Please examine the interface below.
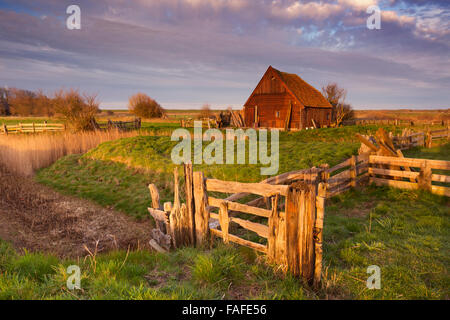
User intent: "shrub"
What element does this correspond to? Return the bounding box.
[128,93,164,119]
[53,89,99,131]
[199,104,212,119]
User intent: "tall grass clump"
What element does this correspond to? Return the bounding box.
[0,130,141,176]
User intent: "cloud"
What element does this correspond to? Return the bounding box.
[0,0,448,109]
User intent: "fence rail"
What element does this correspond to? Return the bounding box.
[368,155,450,197]
[1,122,65,134]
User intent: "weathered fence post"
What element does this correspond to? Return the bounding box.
[426,130,432,148]
[276,168,326,284]
[218,201,229,244]
[2,123,7,135]
[193,171,210,246]
[350,155,357,188]
[184,163,196,246]
[314,182,326,286]
[148,184,161,209]
[417,160,432,192]
[267,194,279,263]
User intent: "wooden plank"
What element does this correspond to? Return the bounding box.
[356,134,379,152]
[370,177,419,190]
[431,185,450,197]
[327,183,352,198]
[369,167,419,180]
[328,158,352,174]
[287,187,302,276]
[356,162,369,176]
[314,183,326,286]
[210,212,268,238]
[267,194,279,262]
[432,174,450,183]
[328,170,351,187]
[148,184,161,209]
[218,201,230,243]
[223,167,313,203]
[208,197,271,218]
[206,179,289,197]
[149,239,168,253]
[350,155,357,188]
[148,208,169,224]
[370,155,450,171]
[210,228,267,253]
[183,164,195,245]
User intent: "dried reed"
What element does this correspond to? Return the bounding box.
[0,130,141,176]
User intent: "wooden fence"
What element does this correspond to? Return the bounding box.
[1,122,65,134]
[392,128,449,150]
[148,165,327,285]
[368,155,450,197]
[324,154,370,198]
[344,119,450,126]
[94,118,141,131]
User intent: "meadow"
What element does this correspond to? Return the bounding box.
[0,119,448,299]
[1,183,448,299]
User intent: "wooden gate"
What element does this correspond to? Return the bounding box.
[191,166,326,284]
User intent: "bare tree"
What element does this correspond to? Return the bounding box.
[321,83,354,126]
[0,87,10,115]
[53,89,99,131]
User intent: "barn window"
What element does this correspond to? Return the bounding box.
[327,113,330,120]
[276,111,280,118]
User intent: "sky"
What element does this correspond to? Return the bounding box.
[0,0,449,110]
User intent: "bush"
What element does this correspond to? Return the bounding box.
[128,93,164,119]
[199,104,212,119]
[53,89,99,131]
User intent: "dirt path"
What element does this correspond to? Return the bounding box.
[0,165,152,257]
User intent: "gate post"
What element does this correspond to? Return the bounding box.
[193,171,210,246]
[284,168,325,284]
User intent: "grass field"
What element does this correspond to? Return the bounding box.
[36,125,406,218]
[1,123,449,299]
[1,183,448,299]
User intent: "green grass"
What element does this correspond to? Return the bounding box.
[403,142,450,161]
[0,241,309,299]
[15,125,450,299]
[322,185,449,299]
[1,185,448,299]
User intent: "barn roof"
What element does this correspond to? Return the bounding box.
[272,67,332,108]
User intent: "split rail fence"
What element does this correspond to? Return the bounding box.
[392,128,449,150]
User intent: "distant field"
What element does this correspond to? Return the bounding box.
[354,109,449,121]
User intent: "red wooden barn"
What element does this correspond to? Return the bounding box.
[242,66,332,130]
